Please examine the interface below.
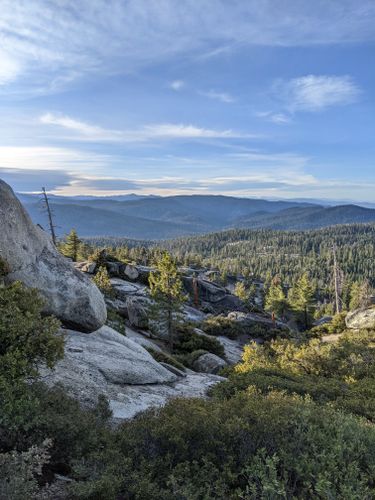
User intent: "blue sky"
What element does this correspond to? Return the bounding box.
[0,0,375,200]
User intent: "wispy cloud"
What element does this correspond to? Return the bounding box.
[199,90,235,103]
[0,146,111,172]
[255,111,291,124]
[1,1,375,93]
[277,75,360,112]
[39,113,256,142]
[169,80,185,91]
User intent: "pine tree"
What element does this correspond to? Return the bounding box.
[149,252,185,351]
[61,230,81,262]
[349,280,372,310]
[234,281,248,302]
[288,273,316,329]
[93,266,113,295]
[265,277,288,318]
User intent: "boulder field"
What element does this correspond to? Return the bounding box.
[0,179,225,420]
[40,325,223,421]
[0,180,106,333]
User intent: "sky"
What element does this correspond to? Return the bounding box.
[0,0,375,201]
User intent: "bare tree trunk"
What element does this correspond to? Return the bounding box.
[42,187,57,245]
[167,306,173,352]
[333,246,341,314]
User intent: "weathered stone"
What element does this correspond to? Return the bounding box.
[0,180,106,333]
[105,296,128,317]
[126,295,150,329]
[346,307,375,330]
[183,276,244,312]
[124,264,139,281]
[110,278,147,300]
[193,352,227,374]
[74,261,96,274]
[41,326,224,421]
[227,311,287,330]
[106,261,124,277]
[40,326,176,389]
[160,362,186,377]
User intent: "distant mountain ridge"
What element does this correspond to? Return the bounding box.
[17,193,375,240]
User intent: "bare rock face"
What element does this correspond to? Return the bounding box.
[346,308,375,330]
[40,325,224,421]
[126,295,150,329]
[41,326,176,388]
[193,352,227,374]
[0,179,106,332]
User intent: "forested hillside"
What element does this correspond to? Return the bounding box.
[20,192,375,238]
[162,224,375,288]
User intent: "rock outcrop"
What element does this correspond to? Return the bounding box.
[346,307,375,330]
[193,352,227,374]
[41,325,223,420]
[0,180,106,332]
[183,276,244,312]
[126,295,150,329]
[41,326,176,391]
[227,311,287,331]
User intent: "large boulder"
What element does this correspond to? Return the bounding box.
[124,264,139,281]
[346,308,375,330]
[40,326,177,403]
[110,278,147,300]
[126,295,150,329]
[41,325,223,421]
[0,180,106,332]
[227,311,287,330]
[183,277,244,312]
[193,352,227,374]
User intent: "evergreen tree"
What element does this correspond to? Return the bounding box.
[61,229,81,262]
[149,252,185,351]
[349,280,372,310]
[93,266,113,295]
[234,281,248,302]
[288,273,316,329]
[265,277,288,318]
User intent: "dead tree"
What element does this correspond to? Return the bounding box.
[332,245,344,314]
[41,187,57,245]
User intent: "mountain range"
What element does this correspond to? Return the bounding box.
[17,193,375,240]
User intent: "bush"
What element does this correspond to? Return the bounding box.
[0,439,51,500]
[70,391,375,499]
[174,324,224,357]
[175,349,209,369]
[201,315,244,339]
[93,266,113,295]
[106,310,126,336]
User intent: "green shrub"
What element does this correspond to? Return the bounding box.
[70,391,375,499]
[0,439,51,500]
[93,265,113,296]
[146,348,186,371]
[106,310,126,336]
[174,324,224,357]
[175,349,209,369]
[201,315,244,339]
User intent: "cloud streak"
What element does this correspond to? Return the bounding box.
[199,90,235,103]
[40,113,256,142]
[278,75,360,112]
[1,1,375,93]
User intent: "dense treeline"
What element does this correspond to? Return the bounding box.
[82,224,375,289]
[161,224,375,288]
[76,224,375,311]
